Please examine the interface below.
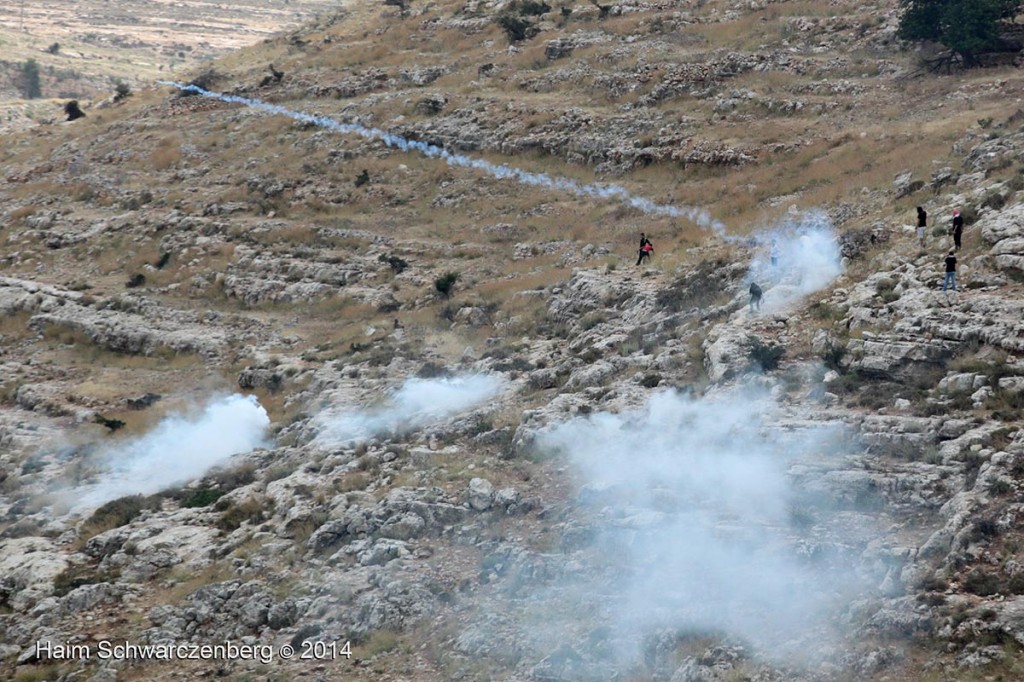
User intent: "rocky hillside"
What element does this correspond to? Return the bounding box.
[0,0,339,133]
[1,0,1024,680]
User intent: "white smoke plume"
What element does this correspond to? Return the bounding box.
[313,375,504,446]
[746,211,843,312]
[69,394,270,510]
[535,387,865,664]
[157,81,724,233]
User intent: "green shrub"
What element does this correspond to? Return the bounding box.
[82,495,161,539]
[514,0,551,15]
[963,569,1000,596]
[210,463,257,491]
[496,14,535,42]
[748,338,784,371]
[113,81,132,102]
[215,497,271,532]
[20,59,41,99]
[52,565,118,597]
[378,254,408,273]
[822,345,846,372]
[181,488,225,508]
[434,272,460,299]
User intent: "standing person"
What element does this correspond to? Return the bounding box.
[749,282,762,312]
[951,209,964,251]
[916,206,927,248]
[770,238,779,268]
[943,249,957,292]
[636,233,653,266]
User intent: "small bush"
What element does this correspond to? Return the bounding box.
[963,569,1000,596]
[216,497,270,532]
[1008,574,1024,595]
[113,81,132,102]
[184,69,221,94]
[210,463,257,491]
[354,169,370,187]
[358,630,400,657]
[93,414,125,431]
[378,254,408,273]
[970,518,1000,542]
[126,273,146,288]
[181,488,225,508]
[822,345,846,372]
[416,361,449,378]
[496,14,535,42]
[748,338,784,371]
[639,373,662,388]
[579,310,608,331]
[988,479,1012,496]
[808,301,843,321]
[434,272,460,299]
[875,277,900,303]
[52,564,118,597]
[82,495,160,538]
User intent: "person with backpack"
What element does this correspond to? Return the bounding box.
[636,233,654,266]
[951,209,964,251]
[749,282,762,312]
[916,206,927,248]
[943,249,957,292]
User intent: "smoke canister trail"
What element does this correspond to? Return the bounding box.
[158,81,724,233]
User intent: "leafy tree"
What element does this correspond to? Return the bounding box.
[898,0,1023,66]
[113,80,132,102]
[20,58,41,99]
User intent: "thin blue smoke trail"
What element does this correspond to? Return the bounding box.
[158,81,725,233]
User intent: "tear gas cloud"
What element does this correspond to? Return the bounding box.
[69,394,270,510]
[313,375,504,446]
[158,82,724,233]
[747,211,843,312]
[536,387,864,663]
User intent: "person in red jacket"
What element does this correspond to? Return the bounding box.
[636,234,653,266]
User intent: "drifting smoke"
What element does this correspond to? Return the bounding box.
[69,394,270,510]
[313,375,504,446]
[747,211,843,312]
[536,387,863,664]
[158,81,723,232]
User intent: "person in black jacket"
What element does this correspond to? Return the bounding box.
[916,206,927,248]
[943,250,957,292]
[636,233,653,266]
[951,209,964,251]
[749,282,762,312]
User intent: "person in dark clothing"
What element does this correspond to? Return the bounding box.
[916,206,927,248]
[749,282,762,312]
[943,250,957,292]
[636,233,653,266]
[951,209,964,251]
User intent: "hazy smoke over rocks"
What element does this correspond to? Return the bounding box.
[69,394,269,510]
[313,375,504,446]
[536,387,865,665]
[748,211,843,312]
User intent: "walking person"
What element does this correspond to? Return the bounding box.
[749,282,762,312]
[943,249,957,293]
[916,206,927,248]
[636,233,653,266]
[951,209,964,251]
